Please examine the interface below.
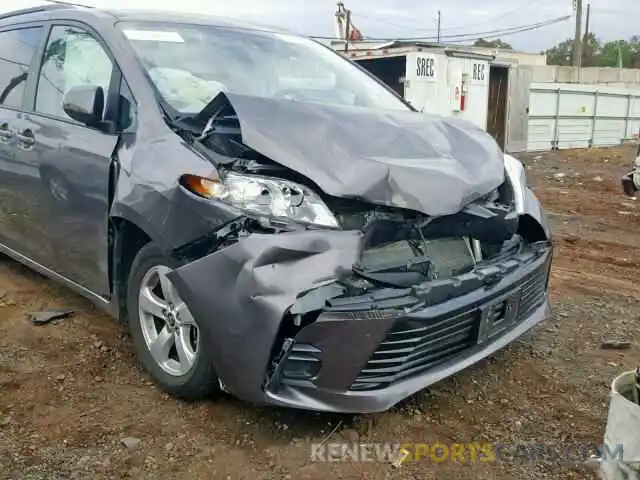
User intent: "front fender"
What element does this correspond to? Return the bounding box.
[166,229,363,403]
[523,188,552,241]
[504,154,551,241]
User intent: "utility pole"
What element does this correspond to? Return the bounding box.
[572,0,583,68]
[344,9,351,53]
[582,2,590,65]
[436,10,441,44]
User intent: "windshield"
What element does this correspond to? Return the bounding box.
[118,22,410,114]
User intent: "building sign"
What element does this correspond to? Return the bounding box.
[415,54,437,80]
[471,62,487,84]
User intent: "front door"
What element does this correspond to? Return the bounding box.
[0,25,48,256]
[17,24,120,296]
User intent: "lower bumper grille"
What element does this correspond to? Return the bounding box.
[351,256,550,391]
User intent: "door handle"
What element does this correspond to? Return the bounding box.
[0,122,12,143]
[16,128,35,150]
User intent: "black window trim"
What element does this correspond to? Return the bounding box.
[118,77,138,133]
[0,21,48,113]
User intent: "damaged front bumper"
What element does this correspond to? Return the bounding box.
[264,244,551,413]
[167,223,552,413]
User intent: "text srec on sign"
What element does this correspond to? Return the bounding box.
[416,55,436,79]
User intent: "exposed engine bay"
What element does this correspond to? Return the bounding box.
[170,95,536,293]
[170,92,546,296]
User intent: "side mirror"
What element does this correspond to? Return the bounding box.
[62,85,106,128]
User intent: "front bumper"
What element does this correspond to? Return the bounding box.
[265,245,551,413]
[168,235,552,413]
[167,190,553,413]
[269,301,550,413]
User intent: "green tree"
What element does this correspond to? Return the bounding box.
[545,38,573,66]
[600,40,629,67]
[600,38,640,68]
[545,33,600,66]
[473,38,513,50]
[545,34,640,68]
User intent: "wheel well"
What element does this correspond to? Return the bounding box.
[111,217,151,323]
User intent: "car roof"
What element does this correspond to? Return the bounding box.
[0,3,292,35]
[106,8,290,32]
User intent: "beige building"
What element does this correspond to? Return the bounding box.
[447,46,548,67]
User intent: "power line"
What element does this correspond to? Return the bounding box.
[437,15,571,41]
[440,0,547,33]
[443,15,571,43]
[352,0,547,36]
[310,15,571,42]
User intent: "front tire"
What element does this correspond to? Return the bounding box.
[126,243,219,400]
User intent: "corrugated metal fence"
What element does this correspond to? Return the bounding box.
[526,83,640,151]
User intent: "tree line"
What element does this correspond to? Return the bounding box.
[473,36,640,69]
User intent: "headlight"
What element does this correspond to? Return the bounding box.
[503,154,527,214]
[181,172,339,228]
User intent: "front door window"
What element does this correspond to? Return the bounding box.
[35,25,114,121]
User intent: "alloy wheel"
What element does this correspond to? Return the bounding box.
[137,265,199,377]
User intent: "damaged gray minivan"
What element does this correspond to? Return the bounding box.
[0,4,552,413]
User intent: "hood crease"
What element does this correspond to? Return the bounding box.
[209,92,506,217]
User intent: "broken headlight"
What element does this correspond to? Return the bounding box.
[182,172,339,227]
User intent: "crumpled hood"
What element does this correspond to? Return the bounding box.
[221,93,506,217]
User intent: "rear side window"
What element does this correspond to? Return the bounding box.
[0,27,44,109]
[35,25,114,121]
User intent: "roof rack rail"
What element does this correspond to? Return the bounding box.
[0,1,93,22]
[0,5,61,22]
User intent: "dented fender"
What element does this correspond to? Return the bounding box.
[524,187,552,240]
[504,154,550,240]
[166,229,362,403]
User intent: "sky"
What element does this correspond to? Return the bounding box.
[0,0,637,52]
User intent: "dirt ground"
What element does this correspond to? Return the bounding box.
[1,145,639,480]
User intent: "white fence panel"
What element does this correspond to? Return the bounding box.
[598,94,628,117]
[629,96,640,137]
[526,120,555,151]
[557,119,591,149]
[594,119,628,146]
[527,83,640,151]
[526,88,557,150]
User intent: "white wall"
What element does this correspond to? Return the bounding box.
[403,52,490,130]
[404,51,448,117]
[455,56,490,130]
[522,65,640,86]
